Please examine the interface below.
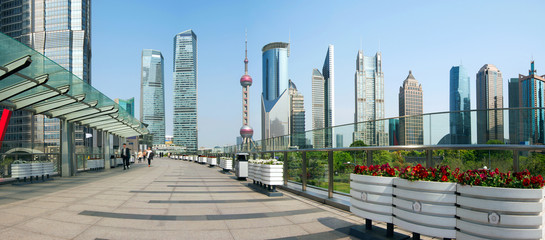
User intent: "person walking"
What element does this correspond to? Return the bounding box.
[121,143,131,170]
[146,147,154,167]
[138,151,143,163]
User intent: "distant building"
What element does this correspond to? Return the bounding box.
[354,50,387,146]
[141,49,165,145]
[173,30,198,152]
[449,65,471,144]
[476,64,504,143]
[510,61,545,144]
[389,119,400,146]
[336,134,343,148]
[508,77,520,144]
[399,71,423,145]
[312,45,334,148]
[312,69,326,148]
[289,80,306,148]
[115,98,135,117]
[261,42,290,142]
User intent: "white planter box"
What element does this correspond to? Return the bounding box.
[11,163,31,178]
[30,162,44,176]
[220,159,232,170]
[260,164,283,185]
[201,157,207,164]
[393,178,457,239]
[456,185,545,240]
[43,162,55,175]
[248,163,255,180]
[350,174,395,224]
[209,157,217,166]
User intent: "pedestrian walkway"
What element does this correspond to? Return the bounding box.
[0,158,371,240]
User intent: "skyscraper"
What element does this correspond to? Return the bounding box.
[449,65,471,144]
[354,50,386,146]
[115,98,135,117]
[512,61,545,144]
[141,49,165,145]
[173,30,198,152]
[312,46,334,148]
[399,71,423,145]
[261,42,290,141]
[508,77,520,144]
[289,80,305,148]
[312,69,326,148]
[0,0,91,153]
[476,64,503,144]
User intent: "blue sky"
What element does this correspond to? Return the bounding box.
[92,0,545,148]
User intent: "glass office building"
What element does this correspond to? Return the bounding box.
[513,61,545,144]
[261,42,290,141]
[141,49,165,145]
[476,64,504,144]
[449,65,471,144]
[354,50,387,146]
[399,71,423,145]
[173,30,198,152]
[115,98,135,117]
[289,80,306,148]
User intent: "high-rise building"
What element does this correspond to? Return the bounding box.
[141,49,165,145]
[476,64,504,144]
[173,30,198,152]
[0,0,91,154]
[311,46,334,148]
[449,65,471,144]
[354,50,387,146]
[115,98,135,117]
[312,69,325,148]
[289,80,305,148]
[511,61,545,144]
[399,71,423,145]
[261,42,290,141]
[389,119,400,146]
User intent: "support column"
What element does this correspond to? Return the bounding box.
[328,151,334,198]
[60,119,75,176]
[104,131,110,169]
[513,150,519,172]
[302,151,307,191]
[283,152,288,186]
[366,150,373,166]
[426,150,432,168]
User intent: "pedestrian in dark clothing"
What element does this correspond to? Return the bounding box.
[121,143,131,170]
[146,147,154,167]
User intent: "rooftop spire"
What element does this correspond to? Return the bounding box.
[244,29,248,74]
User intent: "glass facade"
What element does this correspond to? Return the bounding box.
[289,80,306,148]
[261,42,290,141]
[476,64,504,143]
[115,98,134,117]
[312,69,325,148]
[516,61,545,144]
[141,49,165,145]
[399,71,423,145]
[173,30,197,152]
[354,50,386,146]
[449,65,471,144]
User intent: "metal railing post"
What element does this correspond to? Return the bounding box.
[283,151,288,186]
[302,151,307,191]
[426,150,432,168]
[328,150,334,198]
[513,150,519,172]
[366,150,373,166]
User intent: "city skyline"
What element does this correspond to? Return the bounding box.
[90,1,545,148]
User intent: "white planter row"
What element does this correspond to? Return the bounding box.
[350,174,545,239]
[207,157,217,166]
[87,159,105,169]
[11,162,56,178]
[248,161,283,186]
[220,158,233,170]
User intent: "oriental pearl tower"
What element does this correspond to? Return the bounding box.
[239,34,254,151]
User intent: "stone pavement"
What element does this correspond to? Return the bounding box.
[0,158,374,240]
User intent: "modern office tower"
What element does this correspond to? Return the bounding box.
[239,35,254,151]
[311,46,335,148]
[141,49,165,145]
[354,50,387,146]
[399,71,423,145]
[0,0,91,153]
[509,77,521,144]
[512,61,545,144]
[449,65,471,144]
[261,42,290,141]
[173,30,198,152]
[115,98,135,117]
[336,134,343,148]
[289,80,306,148]
[312,69,326,148]
[476,64,504,144]
[389,118,400,146]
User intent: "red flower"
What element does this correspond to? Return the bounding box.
[441,175,448,182]
[523,178,530,187]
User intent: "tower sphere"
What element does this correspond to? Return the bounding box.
[240,125,254,138]
[240,74,253,87]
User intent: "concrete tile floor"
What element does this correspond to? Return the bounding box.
[0,158,435,239]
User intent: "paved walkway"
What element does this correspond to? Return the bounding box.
[0,158,369,240]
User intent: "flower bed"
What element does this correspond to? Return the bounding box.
[350,164,545,239]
